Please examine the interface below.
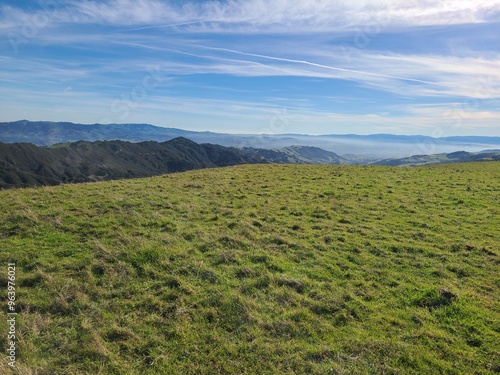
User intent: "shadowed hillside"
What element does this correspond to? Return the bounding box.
[0,138,345,189]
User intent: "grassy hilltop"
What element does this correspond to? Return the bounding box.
[0,163,499,374]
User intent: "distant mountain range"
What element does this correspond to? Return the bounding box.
[2,120,500,159]
[0,138,346,189]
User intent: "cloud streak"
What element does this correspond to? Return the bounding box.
[67,0,500,31]
[193,45,440,85]
[2,0,500,33]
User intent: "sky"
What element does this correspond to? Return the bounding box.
[1,0,499,136]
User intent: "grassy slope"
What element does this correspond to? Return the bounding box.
[0,163,499,374]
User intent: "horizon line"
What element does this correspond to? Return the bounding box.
[2,119,500,139]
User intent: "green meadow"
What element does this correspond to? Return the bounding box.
[0,162,499,374]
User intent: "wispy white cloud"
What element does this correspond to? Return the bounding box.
[71,0,500,31]
[2,0,500,33]
[136,41,500,100]
[192,45,440,85]
[3,21,499,102]
[334,50,500,99]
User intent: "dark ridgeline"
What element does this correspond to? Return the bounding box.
[0,138,345,189]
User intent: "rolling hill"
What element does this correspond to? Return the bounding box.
[0,138,346,189]
[0,162,498,374]
[374,151,500,166]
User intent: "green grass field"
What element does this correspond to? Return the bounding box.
[1,162,499,374]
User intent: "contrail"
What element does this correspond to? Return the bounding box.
[110,39,440,87]
[118,20,207,32]
[195,45,440,86]
[108,40,295,75]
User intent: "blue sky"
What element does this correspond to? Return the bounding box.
[1,0,499,136]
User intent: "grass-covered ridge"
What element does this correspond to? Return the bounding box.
[0,163,499,374]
